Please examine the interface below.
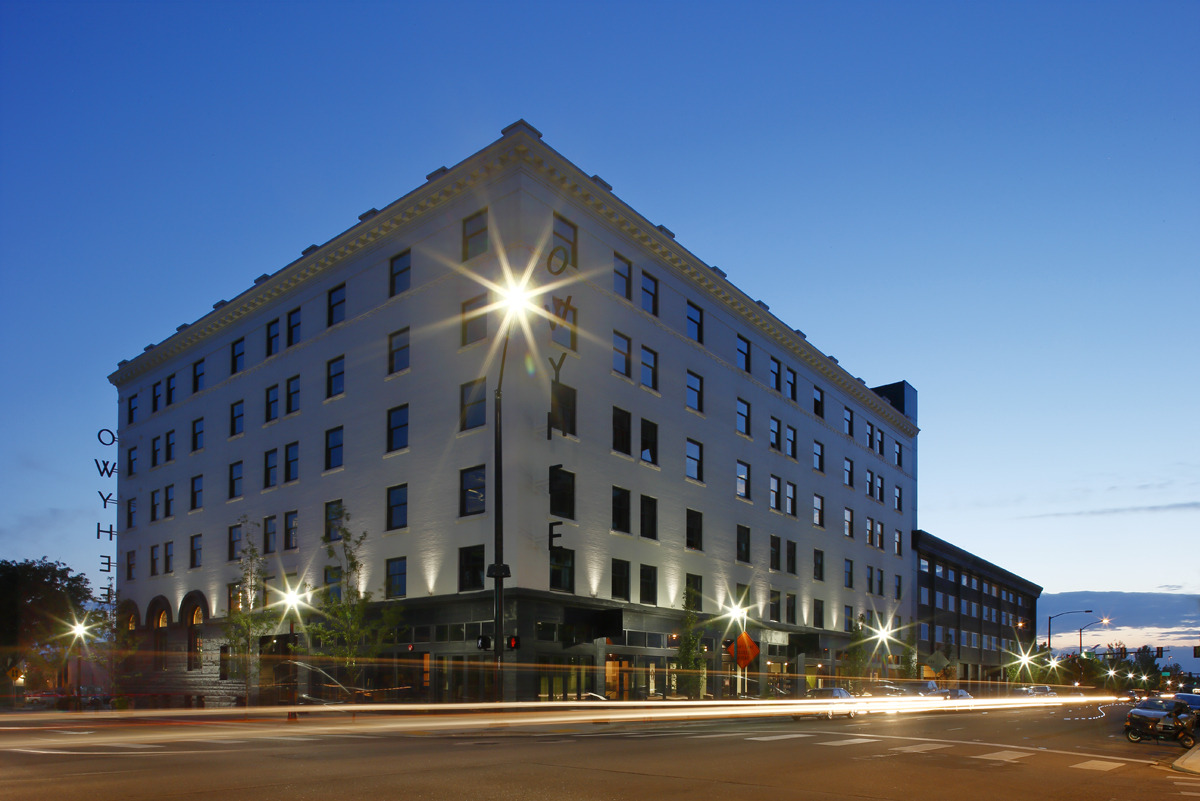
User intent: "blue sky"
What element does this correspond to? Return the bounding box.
[1,1,1196,663]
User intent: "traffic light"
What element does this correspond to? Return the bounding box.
[1194,645,1200,659]
[476,635,492,650]
[1156,646,1164,659]
[1119,646,1127,659]
[506,635,520,650]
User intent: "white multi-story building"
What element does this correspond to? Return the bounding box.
[109,121,919,705]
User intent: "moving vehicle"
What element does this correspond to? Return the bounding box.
[794,687,862,719]
[1172,693,1200,713]
[1124,698,1196,749]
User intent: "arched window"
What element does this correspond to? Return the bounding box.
[187,607,203,671]
[153,610,168,671]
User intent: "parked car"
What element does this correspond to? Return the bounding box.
[1024,685,1057,698]
[794,687,862,719]
[1171,693,1200,713]
[932,688,973,710]
[1125,697,1195,735]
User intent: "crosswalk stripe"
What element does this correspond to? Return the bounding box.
[816,738,878,747]
[1069,760,1122,771]
[688,733,744,739]
[972,750,1032,762]
[889,743,951,753]
[746,734,814,741]
[102,743,164,749]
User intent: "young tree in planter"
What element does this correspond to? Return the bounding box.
[839,615,871,695]
[86,579,142,707]
[221,537,274,705]
[674,586,706,699]
[306,504,403,700]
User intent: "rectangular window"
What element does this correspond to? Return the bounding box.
[736,398,751,435]
[845,606,855,633]
[611,558,630,601]
[127,446,138,476]
[263,515,277,553]
[389,328,410,373]
[387,405,409,451]
[685,439,703,481]
[387,484,408,530]
[192,359,205,393]
[164,431,176,462]
[284,441,299,482]
[125,550,135,581]
[188,419,203,452]
[813,494,825,527]
[461,294,488,345]
[324,427,343,470]
[164,541,173,573]
[844,559,854,589]
[736,460,750,499]
[150,489,160,522]
[324,500,344,541]
[785,368,797,401]
[769,475,781,510]
[190,475,203,509]
[612,332,632,376]
[151,436,161,467]
[843,508,854,538]
[189,533,202,568]
[685,509,703,550]
[386,557,407,598]
[685,574,703,611]
[813,386,825,418]
[327,283,345,327]
[639,495,658,540]
[813,599,825,629]
[813,441,824,472]
[894,442,903,468]
[265,384,279,422]
[686,301,703,342]
[460,379,486,430]
[895,574,903,600]
[230,400,244,436]
[549,466,575,519]
[640,419,658,464]
[390,251,411,296]
[326,356,345,397]
[550,298,577,350]
[843,458,854,487]
[263,449,278,488]
[284,511,298,550]
[611,486,631,533]
[125,497,136,528]
[152,382,162,413]
[769,535,781,571]
[866,470,876,500]
[641,273,658,316]
[286,375,300,414]
[894,530,903,556]
[769,357,781,391]
[231,338,245,374]
[552,214,577,267]
[550,381,577,436]
[612,407,632,454]
[769,417,781,450]
[785,593,796,624]
[686,371,703,412]
[785,482,797,517]
[228,524,242,561]
[736,335,751,372]
[462,209,488,260]
[843,407,854,437]
[614,253,632,300]
[736,524,751,563]
[228,461,243,498]
[769,590,781,622]
[814,549,825,581]
[866,565,875,596]
[894,486,903,512]
[458,545,485,591]
[165,485,175,517]
[640,346,658,390]
[459,466,486,516]
[639,564,657,605]
[287,308,301,346]
[549,547,575,593]
[127,394,138,424]
[324,566,343,602]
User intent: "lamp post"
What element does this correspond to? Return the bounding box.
[727,604,747,698]
[1078,617,1110,655]
[1047,609,1091,653]
[70,621,88,710]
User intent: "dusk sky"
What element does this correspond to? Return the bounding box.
[1,2,1196,666]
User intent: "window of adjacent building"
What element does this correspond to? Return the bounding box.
[549,466,575,519]
[263,515,277,553]
[462,209,488,260]
[324,566,343,602]
[843,407,854,437]
[686,301,703,343]
[640,418,658,464]
[125,550,135,581]
[844,559,854,588]
[549,547,575,593]
[192,359,205,393]
[324,427,343,470]
[387,484,408,530]
[808,549,823,583]
[894,486,903,512]
[866,566,875,596]
[612,406,632,455]
[769,417,781,450]
[151,436,161,468]
[230,338,245,374]
[640,495,658,540]
[284,441,299,482]
[612,331,632,377]
[150,489,160,522]
[227,524,242,561]
[386,556,407,598]
[736,398,751,435]
[164,541,173,572]
[552,214,577,267]
[813,441,824,472]
[285,375,300,414]
[685,509,703,550]
[769,357,781,392]
[785,593,796,624]
[639,564,658,605]
[768,590,781,622]
[875,474,884,502]
[611,558,630,601]
[459,466,486,516]
[813,386,824,418]
[736,335,751,372]
[284,511,298,550]
[324,500,344,542]
[813,598,825,629]
[127,394,138,424]
[769,535,781,571]
[736,460,750,499]
[611,486,631,533]
[641,273,658,316]
[843,508,854,538]
[461,294,488,345]
[894,530,903,556]
[228,461,243,499]
[460,379,486,430]
[844,606,856,633]
[685,371,703,412]
[388,405,409,452]
[736,524,751,563]
[266,318,280,357]
[263,449,278,488]
[866,470,876,500]
[684,573,703,611]
[164,431,176,462]
[286,307,302,347]
[813,494,825,527]
[614,253,632,300]
[263,384,279,422]
[230,400,244,436]
[769,475,781,511]
[125,498,136,528]
[686,439,703,481]
[550,299,577,351]
[843,458,853,487]
[894,442,903,468]
[152,381,162,413]
[190,475,203,510]
[390,250,411,296]
[458,545,485,591]
[785,482,797,517]
[189,533,202,568]
[785,368,797,401]
[550,380,577,436]
[127,446,138,476]
[389,327,410,373]
[636,348,658,392]
[166,485,176,517]
[326,356,345,398]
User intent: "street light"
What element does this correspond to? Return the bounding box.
[1078,617,1110,655]
[69,620,89,710]
[487,279,533,701]
[726,604,747,698]
[1047,609,1092,652]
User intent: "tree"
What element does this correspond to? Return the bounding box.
[896,627,920,680]
[306,505,403,698]
[221,537,275,705]
[674,586,705,699]
[85,579,141,706]
[0,558,92,701]
[840,616,871,694]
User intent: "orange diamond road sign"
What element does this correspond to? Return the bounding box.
[725,632,759,669]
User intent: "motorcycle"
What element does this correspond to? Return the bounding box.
[1124,702,1196,749]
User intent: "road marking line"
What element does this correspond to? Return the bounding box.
[259,736,319,741]
[746,734,814,741]
[1069,760,1122,771]
[626,733,679,738]
[972,750,1032,762]
[318,734,380,739]
[688,733,745,739]
[817,738,878,747]
[889,743,951,752]
[102,743,164,749]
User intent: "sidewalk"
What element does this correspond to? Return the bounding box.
[1175,746,1200,775]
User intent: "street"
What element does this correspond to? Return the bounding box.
[1,700,1196,800]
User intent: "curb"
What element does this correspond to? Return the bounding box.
[1173,747,1200,775]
